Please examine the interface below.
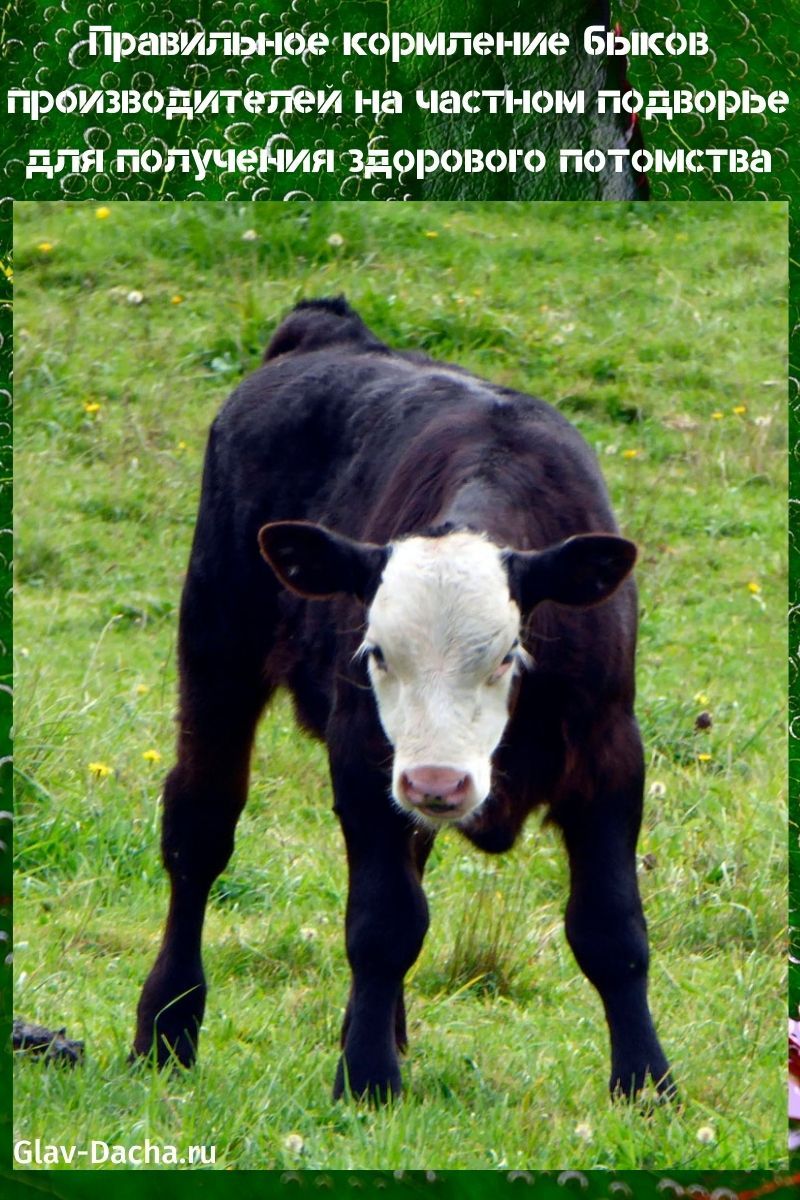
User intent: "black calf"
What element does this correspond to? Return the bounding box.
[133,297,672,1103]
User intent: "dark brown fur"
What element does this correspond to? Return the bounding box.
[133,298,673,1103]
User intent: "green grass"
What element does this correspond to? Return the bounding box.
[13,200,787,1170]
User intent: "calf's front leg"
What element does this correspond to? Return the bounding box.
[331,753,430,1101]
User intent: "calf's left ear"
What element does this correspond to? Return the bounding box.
[505,533,637,611]
[258,520,389,602]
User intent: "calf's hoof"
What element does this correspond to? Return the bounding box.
[132,971,206,1069]
[610,1060,677,1105]
[130,1025,199,1070]
[333,1053,402,1104]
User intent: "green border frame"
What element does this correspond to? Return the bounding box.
[1,0,799,1193]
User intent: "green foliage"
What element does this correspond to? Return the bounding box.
[14,201,787,1169]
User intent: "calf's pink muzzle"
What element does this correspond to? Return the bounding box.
[399,766,474,815]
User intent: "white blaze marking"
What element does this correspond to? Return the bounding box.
[363,531,523,827]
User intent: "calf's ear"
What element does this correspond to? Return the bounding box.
[505,533,636,611]
[258,520,389,602]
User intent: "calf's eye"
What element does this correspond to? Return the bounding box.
[369,645,388,671]
[488,643,518,683]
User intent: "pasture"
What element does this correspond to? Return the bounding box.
[13,201,787,1169]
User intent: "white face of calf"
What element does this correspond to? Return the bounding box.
[362,533,522,825]
[258,519,636,830]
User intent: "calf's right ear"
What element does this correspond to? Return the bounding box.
[258,520,389,602]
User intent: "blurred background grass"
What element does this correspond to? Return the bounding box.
[13,200,787,1169]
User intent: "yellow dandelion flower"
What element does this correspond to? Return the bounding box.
[95,207,111,219]
[135,683,150,695]
[711,411,724,420]
[747,580,761,594]
[621,449,640,459]
[171,294,184,305]
[88,761,112,778]
[84,401,101,414]
[423,230,439,238]
[177,440,188,451]
[732,404,747,415]
[0,260,13,281]
[693,691,709,705]
[697,753,712,763]
[37,242,54,253]
[142,749,162,764]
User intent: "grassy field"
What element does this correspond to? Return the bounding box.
[13,201,787,1170]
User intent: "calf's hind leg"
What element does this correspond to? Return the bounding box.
[133,588,273,1067]
[558,717,674,1100]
